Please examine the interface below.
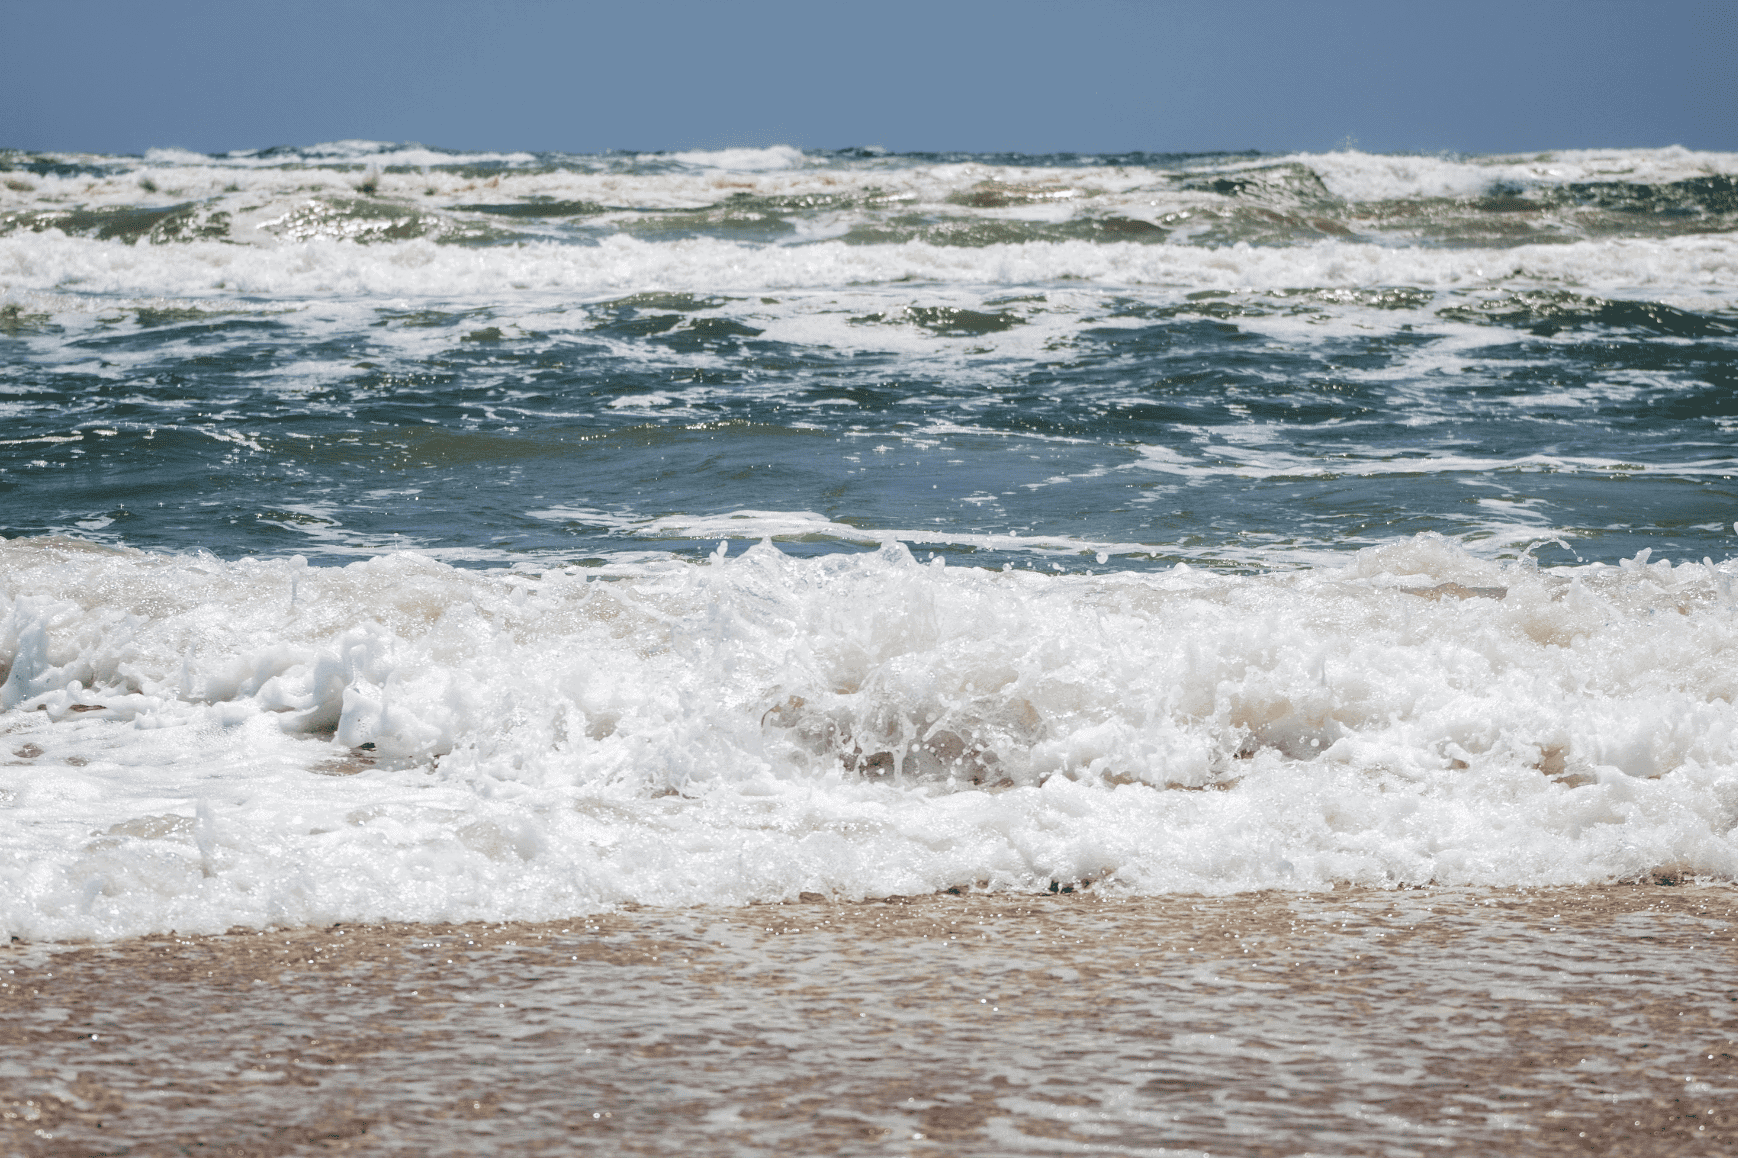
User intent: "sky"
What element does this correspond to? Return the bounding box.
[3,0,1733,158]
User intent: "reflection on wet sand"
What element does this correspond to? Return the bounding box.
[3,885,1734,1156]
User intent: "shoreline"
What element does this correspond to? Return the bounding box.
[5,884,1735,1155]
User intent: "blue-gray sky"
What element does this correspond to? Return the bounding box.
[4,0,1733,157]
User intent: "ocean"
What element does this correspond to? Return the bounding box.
[2,141,1737,943]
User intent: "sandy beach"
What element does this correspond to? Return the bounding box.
[3,884,1733,1156]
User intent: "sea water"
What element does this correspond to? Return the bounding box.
[2,142,1736,940]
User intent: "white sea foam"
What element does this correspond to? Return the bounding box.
[166,141,546,168]
[2,534,1735,942]
[526,507,1164,562]
[4,231,1735,310]
[1270,146,1738,204]
[7,142,1736,326]
[658,145,811,172]
[8,144,1736,264]
[14,144,1737,208]
[1132,445,1738,480]
[5,144,1737,941]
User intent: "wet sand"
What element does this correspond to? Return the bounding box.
[3,885,1734,1156]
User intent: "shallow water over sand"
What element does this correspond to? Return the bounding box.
[3,885,1733,1156]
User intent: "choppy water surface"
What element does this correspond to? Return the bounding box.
[2,143,1737,940]
[4,142,1735,570]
